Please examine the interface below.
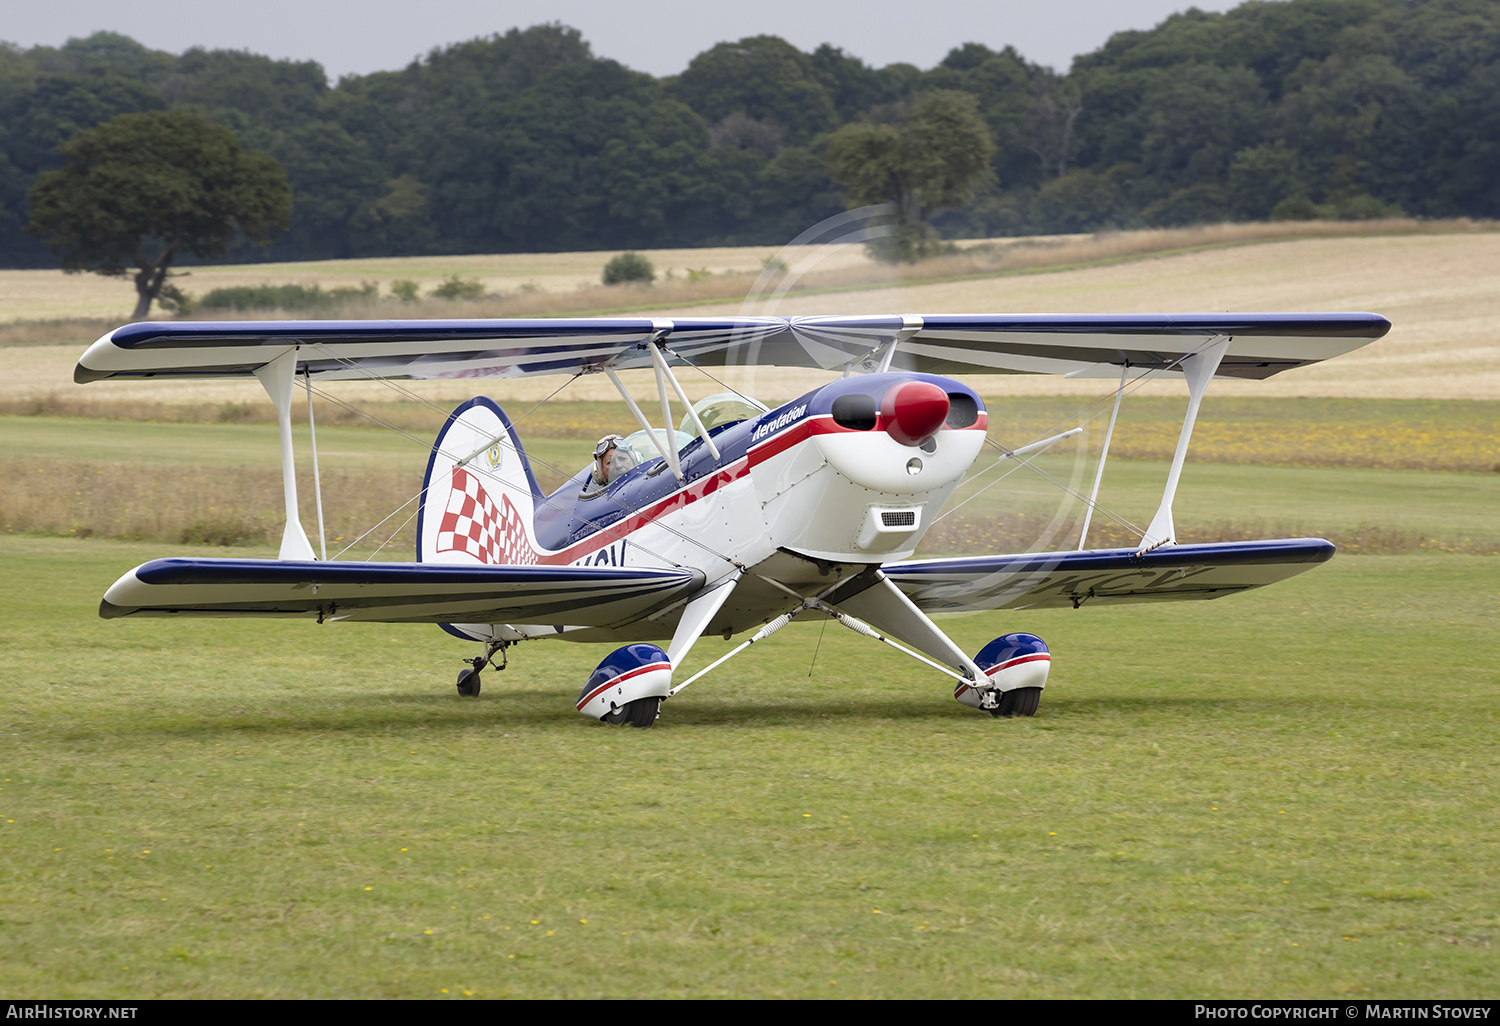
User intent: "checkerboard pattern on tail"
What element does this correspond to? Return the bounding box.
[435,467,539,566]
[418,396,546,568]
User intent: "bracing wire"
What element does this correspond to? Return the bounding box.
[302,331,1226,565]
[313,379,733,570]
[330,491,424,561]
[365,504,423,562]
[303,347,744,570]
[661,345,765,411]
[672,328,1212,548]
[938,336,1225,543]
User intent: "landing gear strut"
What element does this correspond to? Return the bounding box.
[456,640,508,697]
[987,687,1042,718]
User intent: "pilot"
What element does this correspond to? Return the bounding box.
[591,434,635,487]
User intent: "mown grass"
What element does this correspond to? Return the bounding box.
[0,536,1495,997]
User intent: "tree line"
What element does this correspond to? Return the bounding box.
[2,0,1496,271]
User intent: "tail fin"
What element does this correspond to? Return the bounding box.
[417,397,547,566]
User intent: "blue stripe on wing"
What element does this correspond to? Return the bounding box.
[103,558,703,623]
[884,538,1335,612]
[76,314,1391,383]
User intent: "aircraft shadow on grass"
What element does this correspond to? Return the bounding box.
[92,690,1279,740]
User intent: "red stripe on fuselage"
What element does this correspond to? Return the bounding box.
[540,460,751,565]
[534,413,987,565]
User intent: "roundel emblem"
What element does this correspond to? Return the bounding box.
[487,445,502,469]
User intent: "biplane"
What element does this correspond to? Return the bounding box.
[77,312,1389,726]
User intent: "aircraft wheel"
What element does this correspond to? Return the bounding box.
[456,667,481,698]
[604,697,660,728]
[990,687,1041,718]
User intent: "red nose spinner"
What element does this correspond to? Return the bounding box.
[881,381,949,446]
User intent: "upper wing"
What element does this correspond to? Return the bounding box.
[100,558,704,624]
[883,538,1335,612]
[75,313,1390,384]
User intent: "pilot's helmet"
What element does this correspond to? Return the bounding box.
[592,434,629,486]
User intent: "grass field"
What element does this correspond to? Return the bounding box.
[2,226,1496,997]
[1,536,1495,998]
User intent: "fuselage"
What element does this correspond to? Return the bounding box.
[431,373,989,644]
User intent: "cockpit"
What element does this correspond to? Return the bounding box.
[581,392,769,496]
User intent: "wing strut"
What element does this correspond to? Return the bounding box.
[601,320,729,480]
[1078,362,1128,550]
[845,314,923,376]
[304,368,327,560]
[599,322,680,480]
[649,339,720,460]
[604,364,683,481]
[252,348,316,561]
[876,314,923,373]
[1138,335,1231,554]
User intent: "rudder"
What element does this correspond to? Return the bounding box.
[417,397,546,566]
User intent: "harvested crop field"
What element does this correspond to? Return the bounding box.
[659,232,1500,401]
[5,222,1429,326]
[0,244,878,324]
[4,229,1497,406]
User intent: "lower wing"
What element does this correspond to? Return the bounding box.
[884,538,1334,611]
[100,558,704,625]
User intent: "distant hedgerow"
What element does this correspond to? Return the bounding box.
[198,282,377,312]
[430,275,485,300]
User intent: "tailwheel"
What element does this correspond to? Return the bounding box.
[454,640,507,698]
[603,696,661,729]
[990,686,1041,718]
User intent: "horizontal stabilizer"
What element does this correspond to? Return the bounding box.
[100,558,703,624]
[885,538,1335,612]
[75,313,1390,384]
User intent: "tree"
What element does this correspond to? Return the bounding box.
[25,109,291,317]
[826,90,994,261]
[674,36,836,144]
[1023,73,1084,180]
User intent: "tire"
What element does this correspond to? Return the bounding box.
[456,668,481,698]
[604,696,660,728]
[990,687,1041,718]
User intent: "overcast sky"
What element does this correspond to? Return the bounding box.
[6,0,1247,80]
